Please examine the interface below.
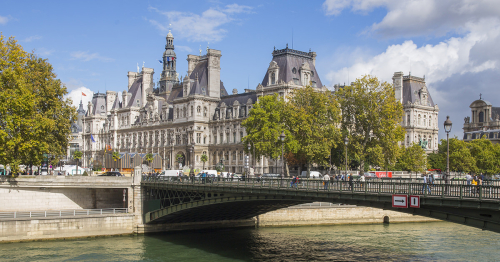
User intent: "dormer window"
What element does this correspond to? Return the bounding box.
[271,72,276,85]
[292,67,297,74]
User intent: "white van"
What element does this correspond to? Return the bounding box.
[300,171,323,179]
[160,170,183,180]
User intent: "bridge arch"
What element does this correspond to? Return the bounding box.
[142,180,500,233]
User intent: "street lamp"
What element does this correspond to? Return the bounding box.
[279,131,286,178]
[344,136,349,179]
[444,116,452,192]
[189,143,195,178]
[246,143,251,180]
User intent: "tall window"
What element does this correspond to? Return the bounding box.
[240,132,243,142]
[271,72,276,85]
[220,133,223,144]
[479,111,484,122]
[233,132,236,143]
[232,151,236,161]
[239,151,243,160]
[418,114,421,126]
[214,135,217,144]
[423,115,427,127]
[203,107,207,117]
[196,133,201,143]
[203,136,206,144]
[191,106,194,116]
[429,117,432,127]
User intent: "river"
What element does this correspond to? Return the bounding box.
[1,222,499,261]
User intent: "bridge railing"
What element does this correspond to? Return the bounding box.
[142,176,500,201]
[0,208,129,220]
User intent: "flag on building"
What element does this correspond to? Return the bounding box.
[91,135,95,143]
[82,92,87,96]
[158,60,162,64]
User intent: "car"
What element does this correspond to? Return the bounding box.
[363,172,377,179]
[98,171,123,177]
[261,173,281,181]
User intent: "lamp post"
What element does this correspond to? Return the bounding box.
[189,143,195,179]
[444,116,452,193]
[344,136,349,180]
[170,138,174,170]
[279,131,286,178]
[246,144,251,181]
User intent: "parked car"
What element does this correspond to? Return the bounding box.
[260,173,281,181]
[363,173,377,179]
[98,171,123,177]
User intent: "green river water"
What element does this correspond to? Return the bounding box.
[1,222,499,261]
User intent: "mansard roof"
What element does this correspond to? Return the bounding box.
[261,47,322,87]
[187,60,228,97]
[90,92,107,116]
[111,93,121,110]
[402,75,435,107]
[127,77,142,107]
[218,91,257,107]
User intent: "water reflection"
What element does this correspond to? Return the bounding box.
[1,222,500,261]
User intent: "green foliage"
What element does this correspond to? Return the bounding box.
[334,75,405,171]
[82,171,88,176]
[145,153,154,163]
[242,94,288,160]
[242,87,341,170]
[468,136,500,175]
[0,34,76,174]
[112,151,120,161]
[73,150,82,160]
[427,152,445,171]
[200,154,208,169]
[396,143,426,177]
[176,153,184,163]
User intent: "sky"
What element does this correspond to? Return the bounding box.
[2,0,500,140]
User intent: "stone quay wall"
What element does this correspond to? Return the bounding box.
[0,214,134,243]
[256,205,440,227]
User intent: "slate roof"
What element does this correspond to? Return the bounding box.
[90,93,107,116]
[218,92,257,107]
[77,100,86,115]
[111,93,121,110]
[127,77,142,107]
[261,48,323,87]
[402,77,435,107]
[183,60,228,97]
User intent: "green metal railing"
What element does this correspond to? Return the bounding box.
[142,176,500,201]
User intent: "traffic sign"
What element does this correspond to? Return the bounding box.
[392,194,408,208]
[410,195,420,208]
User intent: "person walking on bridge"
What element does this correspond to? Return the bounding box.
[422,174,431,194]
[348,174,353,190]
[323,173,330,190]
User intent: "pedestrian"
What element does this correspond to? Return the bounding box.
[323,173,330,190]
[422,174,431,194]
[348,174,353,190]
[296,176,300,188]
[291,176,296,188]
[428,173,433,187]
[359,173,365,189]
[466,173,472,194]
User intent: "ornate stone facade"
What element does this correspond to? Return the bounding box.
[393,72,439,153]
[74,32,327,174]
[463,98,500,144]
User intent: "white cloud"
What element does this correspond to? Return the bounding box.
[64,86,94,110]
[70,51,114,62]
[24,35,42,42]
[323,0,500,37]
[148,4,252,42]
[326,18,500,86]
[0,15,9,25]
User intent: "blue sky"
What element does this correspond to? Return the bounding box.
[2,0,500,140]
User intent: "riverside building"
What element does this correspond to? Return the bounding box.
[71,31,327,174]
[463,97,500,144]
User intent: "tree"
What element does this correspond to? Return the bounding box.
[145,153,154,173]
[0,34,76,174]
[285,86,341,175]
[468,136,499,176]
[176,153,184,169]
[434,137,475,174]
[334,75,405,172]
[242,94,288,161]
[73,150,82,175]
[200,154,208,170]
[112,151,121,171]
[396,143,427,179]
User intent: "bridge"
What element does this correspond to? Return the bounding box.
[142,177,500,233]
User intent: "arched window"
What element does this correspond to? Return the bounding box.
[406,135,410,146]
[203,107,207,117]
[429,117,432,127]
[176,108,179,118]
[407,114,410,126]
[479,111,484,122]
[197,106,201,114]
[418,114,421,126]
[271,72,276,85]
[423,115,427,127]
[183,107,186,117]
